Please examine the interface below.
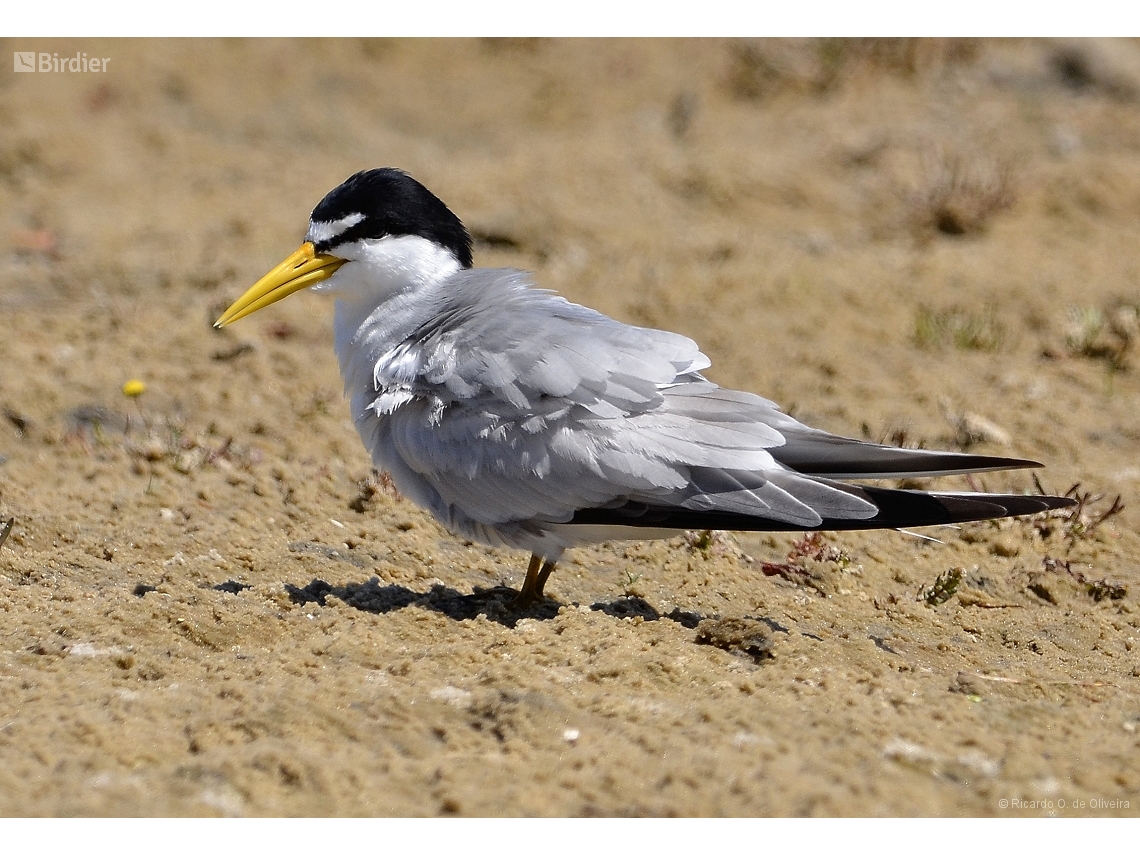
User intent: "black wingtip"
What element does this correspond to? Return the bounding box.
[769,435,1047,479]
[569,488,1076,533]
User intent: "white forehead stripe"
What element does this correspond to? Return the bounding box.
[306,212,365,245]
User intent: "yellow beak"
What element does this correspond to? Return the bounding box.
[214,242,347,327]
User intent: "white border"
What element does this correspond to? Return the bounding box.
[5,1,1140,37]
[0,818,1121,853]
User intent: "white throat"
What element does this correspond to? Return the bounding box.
[316,234,463,408]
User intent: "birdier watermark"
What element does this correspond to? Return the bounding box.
[13,52,110,73]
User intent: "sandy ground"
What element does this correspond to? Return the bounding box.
[1,38,1139,817]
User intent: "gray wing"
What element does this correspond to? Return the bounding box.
[367,270,884,529]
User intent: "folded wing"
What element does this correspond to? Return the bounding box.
[365,269,1068,534]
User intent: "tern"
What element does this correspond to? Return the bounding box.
[216,168,1074,606]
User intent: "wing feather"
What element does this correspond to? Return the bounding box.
[349,268,1055,542]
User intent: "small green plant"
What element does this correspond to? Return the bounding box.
[920,567,962,606]
[760,532,853,596]
[1042,556,1127,602]
[787,531,852,569]
[1065,306,1106,356]
[1042,483,1126,545]
[1086,578,1127,602]
[915,306,1005,351]
[1062,302,1137,371]
[687,530,714,553]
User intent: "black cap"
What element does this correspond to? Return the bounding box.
[309,168,473,268]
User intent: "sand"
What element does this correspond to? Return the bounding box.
[0,38,1138,816]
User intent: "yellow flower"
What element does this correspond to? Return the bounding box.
[122,379,147,398]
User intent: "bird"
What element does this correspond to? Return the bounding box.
[216,168,1075,607]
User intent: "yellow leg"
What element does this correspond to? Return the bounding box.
[534,559,557,598]
[511,553,558,608]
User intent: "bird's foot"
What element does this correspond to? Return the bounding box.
[510,554,557,610]
[508,590,544,610]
